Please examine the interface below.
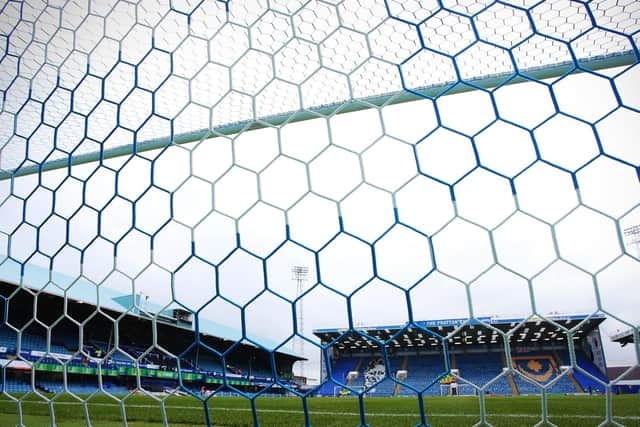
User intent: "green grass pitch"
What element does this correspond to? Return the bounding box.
[0,394,638,426]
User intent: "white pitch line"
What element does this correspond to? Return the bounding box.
[204,407,640,421]
[2,400,639,421]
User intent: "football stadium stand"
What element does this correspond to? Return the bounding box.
[606,366,640,395]
[314,315,610,397]
[396,355,448,396]
[316,357,358,396]
[0,261,618,398]
[611,328,636,347]
[0,262,302,396]
[511,351,576,394]
[455,353,513,395]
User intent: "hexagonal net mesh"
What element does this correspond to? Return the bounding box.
[0,0,638,426]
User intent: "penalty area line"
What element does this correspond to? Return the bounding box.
[1,400,638,420]
[205,407,639,420]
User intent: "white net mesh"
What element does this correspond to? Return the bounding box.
[0,0,639,426]
[0,0,635,173]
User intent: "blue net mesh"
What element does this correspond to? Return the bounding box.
[0,0,639,426]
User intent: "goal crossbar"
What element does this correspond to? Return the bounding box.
[0,51,633,181]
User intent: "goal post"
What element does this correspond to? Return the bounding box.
[440,383,477,397]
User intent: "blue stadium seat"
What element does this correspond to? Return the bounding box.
[397,355,447,396]
[4,379,32,394]
[316,357,358,396]
[570,350,608,393]
[456,353,512,395]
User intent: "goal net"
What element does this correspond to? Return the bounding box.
[440,383,476,397]
[0,0,638,426]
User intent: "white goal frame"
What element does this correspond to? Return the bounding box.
[440,383,477,396]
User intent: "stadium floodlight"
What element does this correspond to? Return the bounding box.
[292,265,309,378]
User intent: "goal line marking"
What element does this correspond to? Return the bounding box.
[1,400,638,420]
